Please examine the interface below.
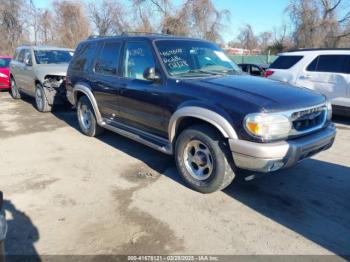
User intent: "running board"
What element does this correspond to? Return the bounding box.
[101,119,173,155]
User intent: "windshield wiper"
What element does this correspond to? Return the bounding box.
[187,69,226,76]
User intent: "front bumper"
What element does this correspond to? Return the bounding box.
[230,123,336,173]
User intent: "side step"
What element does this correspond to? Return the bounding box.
[101,118,173,155]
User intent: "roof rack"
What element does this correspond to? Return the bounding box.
[287,48,350,52]
[87,31,173,40]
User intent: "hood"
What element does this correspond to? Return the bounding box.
[35,63,69,77]
[183,75,326,112]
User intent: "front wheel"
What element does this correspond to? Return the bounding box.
[77,96,104,137]
[175,125,236,193]
[35,84,52,112]
[10,77,21,99]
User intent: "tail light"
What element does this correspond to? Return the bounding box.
[264,70,274,78]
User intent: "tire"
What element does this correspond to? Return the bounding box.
[10,77,21,99]
[175,125,236,194]
[77,95,104,137]
[35,84,52,112]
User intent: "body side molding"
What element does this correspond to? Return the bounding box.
[169,106,238,143]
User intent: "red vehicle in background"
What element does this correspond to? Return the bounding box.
[0,56,12,90]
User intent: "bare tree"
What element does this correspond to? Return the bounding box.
[38,9,55,44]
[287,0,350,48]
[236,24,258,50]
[53,0,90,48]
[258,31,273,52]
[88,0,130,36]
[0,0,26,54]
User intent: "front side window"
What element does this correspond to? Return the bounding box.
[24,50,32,65]
[307,55,349,74]
[269,55,303,69]
[35,50,74,65]
[123,42,155,80]
[155,40,240,77]
[95,42,121,75]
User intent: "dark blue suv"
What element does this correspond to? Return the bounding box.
[66,34,336,193]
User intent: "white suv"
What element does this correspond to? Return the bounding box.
[265,49,350,116]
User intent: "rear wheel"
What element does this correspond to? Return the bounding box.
[77,96,104,137]
[10,77,21,99]
[35,84,52,112]
[175,125,236,193]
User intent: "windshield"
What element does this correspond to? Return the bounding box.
[34,50,74,64]
[0,58,11,68]
[155,40,241,77]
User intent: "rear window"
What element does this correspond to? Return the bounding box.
[307,55,350,74]
[71,43,96,72]
[269,55,303,69]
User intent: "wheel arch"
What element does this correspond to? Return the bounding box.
[73,84,104,125]
[169,106,238,144]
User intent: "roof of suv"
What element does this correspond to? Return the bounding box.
[81,34,209,45]
[282,48,350,56]
[17,45,74,51]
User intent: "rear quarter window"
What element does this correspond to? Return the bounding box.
[70,42,97,72]
[269,55,303,69]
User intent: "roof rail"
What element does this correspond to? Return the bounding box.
[87,32,173,40]
[121,31,173,36]
[287,48,350,52]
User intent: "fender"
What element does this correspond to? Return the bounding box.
[73,84,105,126]
[169,106,238,143]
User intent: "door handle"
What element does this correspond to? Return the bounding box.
[300,75,312,80]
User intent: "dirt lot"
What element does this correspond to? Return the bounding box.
[0,91,349,258]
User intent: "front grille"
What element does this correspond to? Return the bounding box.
[291,105,327,135]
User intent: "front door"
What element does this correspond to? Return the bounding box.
[90,41,123,120]
[118,41,168,137]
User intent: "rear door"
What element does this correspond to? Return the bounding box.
[11,49,26,89]
[296,54,350,107]
[21,49,35,95]
[90,40,123,119]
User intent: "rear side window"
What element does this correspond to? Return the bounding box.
[269,55,303,69]
[307,55,350,74]
[95,41,121,75]
[71,43,97,72]
[17,50,25,63]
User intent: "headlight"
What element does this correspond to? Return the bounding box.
[326,100,332,120]
[0,73,8,79]
[245,113,292,141]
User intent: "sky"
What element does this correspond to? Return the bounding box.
[33,0,291,42]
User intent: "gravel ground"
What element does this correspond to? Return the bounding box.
[0,91,349,259]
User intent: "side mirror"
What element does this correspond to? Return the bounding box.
[25,58,32,66]
[143,67,161,82]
